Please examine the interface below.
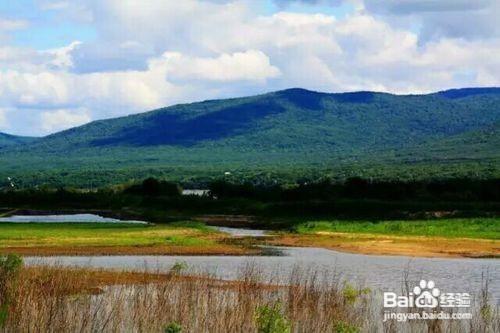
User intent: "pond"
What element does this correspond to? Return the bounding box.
[0,214,148,224]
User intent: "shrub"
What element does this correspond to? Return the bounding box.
[164,322,182,333]
[342,283,370,305]
[255,302,291,333]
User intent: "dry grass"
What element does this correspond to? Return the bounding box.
[0,263,497,332]
[1,264,366,332]
[267,232,500,258]
[0,243,258,256]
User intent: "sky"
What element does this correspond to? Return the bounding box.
[0,0,499,136]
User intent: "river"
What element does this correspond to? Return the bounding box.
[23,225,499,303]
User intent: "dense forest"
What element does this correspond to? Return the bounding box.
[1,178,498,221]
[0,133,36,149]
[0,87,499,188]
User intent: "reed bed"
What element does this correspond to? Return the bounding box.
[0,257,498,332]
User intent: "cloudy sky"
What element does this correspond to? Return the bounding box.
[0,0,499,136]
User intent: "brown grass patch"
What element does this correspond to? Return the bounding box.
[267,232,500,258]
[18,266,282,296]
[2,264,366,332]
[0,243,260,256]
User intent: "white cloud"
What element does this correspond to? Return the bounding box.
[40,108,91,133]
[0,46,281,135]
[0,70,72,108]
[162,50,281,82]
[44,41,83,69]
[0,0,499,136]
[362,0,500,41]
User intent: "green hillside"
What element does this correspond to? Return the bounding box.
[0,132,37,149]
[1,88,499,187]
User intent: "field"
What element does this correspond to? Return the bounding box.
[0,222,256,256]
[267,218,500,258]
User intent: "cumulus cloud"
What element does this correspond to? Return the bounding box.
[362,0,500,41]
[40,108,91,133]
[44,41,83,69]
[66,0,252,73]
[0,46,281,134]
[270,0,500,41]
[0,0,499,136]
[162,50,281,82]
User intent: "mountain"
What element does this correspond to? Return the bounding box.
[1,87,499,187]
[0,132,37,149]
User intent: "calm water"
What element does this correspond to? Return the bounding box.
[25,246,499,303]
[213,226,268,237]
[0,214,148,224]
[13,221,498,303]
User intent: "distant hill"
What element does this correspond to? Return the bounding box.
[0,132,37,149]
[1,87,499,187]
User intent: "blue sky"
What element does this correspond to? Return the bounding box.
[0,0,498,136]
[2,0,90,49]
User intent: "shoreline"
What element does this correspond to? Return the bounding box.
[265,232,500,259]
[0,244,261,257]
[2,234,498,258]
[0,211,497,259]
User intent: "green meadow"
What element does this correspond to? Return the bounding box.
[0,222,218,248]
[293,218,500,240]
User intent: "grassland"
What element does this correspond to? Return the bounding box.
[268,218,500,258]
[292,218,500,239]
[0,222,257,256]
[0,217,498,257]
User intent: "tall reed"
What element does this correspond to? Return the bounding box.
[0,261,497,332]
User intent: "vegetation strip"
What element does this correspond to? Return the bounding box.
[0,222,260,256]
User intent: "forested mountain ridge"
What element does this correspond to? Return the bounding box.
[0,132,37,149]
[1,87,499,187]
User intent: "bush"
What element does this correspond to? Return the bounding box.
[342,283,370,305]
[164,322,182,333]
[255,302,291,333]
